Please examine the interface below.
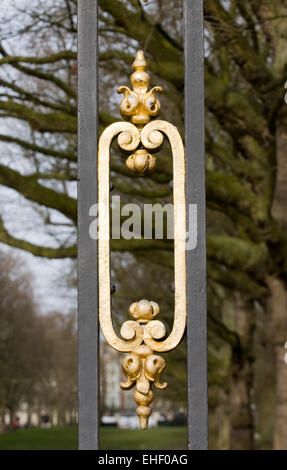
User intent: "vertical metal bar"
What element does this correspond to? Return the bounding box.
[184,0,208,450]
[78,0,99,450]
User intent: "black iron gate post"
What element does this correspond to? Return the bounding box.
[185,0,208,450]
[78,0,99,450]
[78,0,207,451]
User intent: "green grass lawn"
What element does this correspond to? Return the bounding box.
[101,426,187,450]
[0,426,187,450]
[0,427,77,450]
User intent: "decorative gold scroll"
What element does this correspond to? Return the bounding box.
[98,51,186,429]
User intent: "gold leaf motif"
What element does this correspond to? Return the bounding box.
[118,50,163,127]
[120,303,167,429]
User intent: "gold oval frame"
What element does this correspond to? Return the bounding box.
[97,52,186,429]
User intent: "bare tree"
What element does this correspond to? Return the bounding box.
[0,251,45,425]
[36,311,77,426]
[0,250,77,427]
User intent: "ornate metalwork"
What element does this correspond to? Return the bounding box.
[125,149,156,176]
[120,300,167,430]
[98,51,186,429]
[118,50,162,175]
[118,50,162,126]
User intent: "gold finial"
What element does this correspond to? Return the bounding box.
[120,300,167,429]
[118,50,163,126]
[132,50,148,72]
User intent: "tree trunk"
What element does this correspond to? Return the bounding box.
[270,126,287,449]
[267,277,287,449]
[229,296,254,450]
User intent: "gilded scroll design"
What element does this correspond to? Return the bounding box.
[98,51,186,429]
[120,300,167,430]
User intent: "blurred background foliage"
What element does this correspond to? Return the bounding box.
[0,251,77,429]
[0,0,287,449]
